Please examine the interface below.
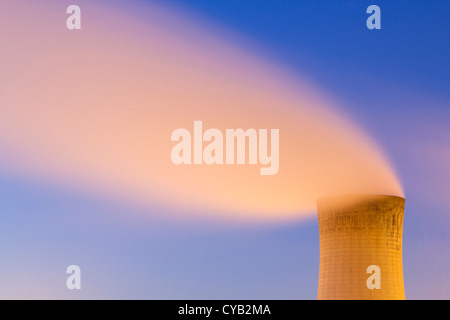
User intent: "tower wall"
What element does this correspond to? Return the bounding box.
[317,194,405,300]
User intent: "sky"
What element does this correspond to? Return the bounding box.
[0,0,449,299]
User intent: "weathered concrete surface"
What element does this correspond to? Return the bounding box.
[317,194,405,300]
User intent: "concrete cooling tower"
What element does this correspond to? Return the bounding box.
[317,194,405,300]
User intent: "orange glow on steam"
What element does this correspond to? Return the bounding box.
[0,1,403,222]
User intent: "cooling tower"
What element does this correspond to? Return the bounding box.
[317,194,405,300]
